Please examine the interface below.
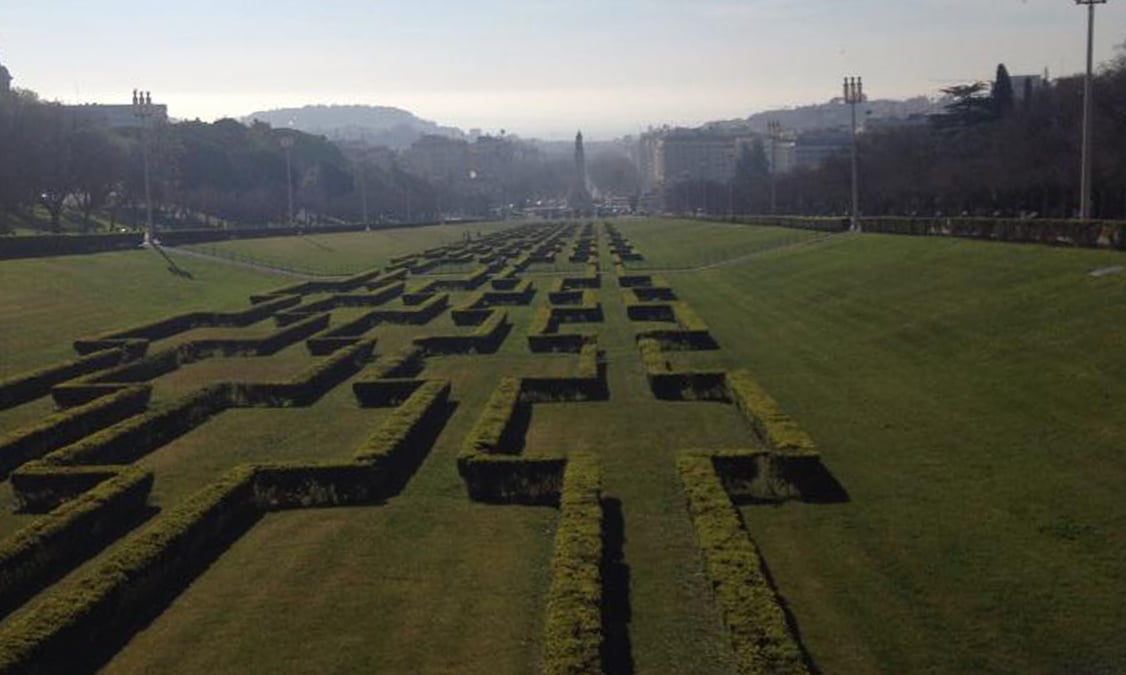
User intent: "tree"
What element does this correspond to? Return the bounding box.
[993,64,1015,118]
[931,82,995,130]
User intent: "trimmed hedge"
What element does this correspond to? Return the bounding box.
[352,379,450,477]
[10,464,127,513]
[414,310,510,355]
[0,467,153,615]
[0,348,140,411]
[678,453,810,675]
[229,339,374,407]
[369,293,449,324]
[0,465,261,675]
[542,453,603,675]
[521,341,606,403]
[0,386,151,479]
[73,295,301,354]
[462,376,522,455]
[350,346,425,401]
[725,370,816,454]
[39,385,230,468]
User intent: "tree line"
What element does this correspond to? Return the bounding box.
[686,47,1126,221]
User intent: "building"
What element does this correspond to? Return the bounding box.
[402,134,471,183]
[1010,73,1046,104]
[793,130,851,170]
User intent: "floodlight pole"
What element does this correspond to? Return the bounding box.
[279,134,295,225]
[131,89,155,245]
[844,77,863,232]
[1076,0,1106,220]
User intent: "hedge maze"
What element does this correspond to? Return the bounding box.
[0,220,847,674]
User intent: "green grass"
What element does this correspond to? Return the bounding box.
[620,218,1126,674]
[0,248,281,377]
[4,218,1125,673]
[618,218,827,270]
[182,221,518,275]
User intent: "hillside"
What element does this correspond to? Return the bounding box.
[242,104,465,149]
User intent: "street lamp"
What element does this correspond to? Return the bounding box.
[131,89,155,244]
[843,77,864,232]
[767,120,783,214]
[279,134,295,225]
[1075,0,1107,220]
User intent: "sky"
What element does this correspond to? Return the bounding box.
[2,0,1125,140]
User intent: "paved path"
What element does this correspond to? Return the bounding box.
[158,245,344,280]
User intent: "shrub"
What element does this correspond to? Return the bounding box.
[542,453,603,675]
[40,385,230,468]
[678,453,810,675]
[0,348,136,410]
[0,386,151,479]
[725,370,816,454]
[0,466,260,675]
[0,467,152,614]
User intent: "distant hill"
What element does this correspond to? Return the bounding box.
[702,96,945,135]
[242,105,464,149]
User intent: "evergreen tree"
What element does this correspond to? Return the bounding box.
[993,63,1015,117]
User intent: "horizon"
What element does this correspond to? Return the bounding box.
[3,1,1126,141]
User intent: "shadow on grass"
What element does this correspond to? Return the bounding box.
[601,496,634,675]
[381,399,458,499]
[70,507,265,675]
[152,246,194,279]
[0,504,159,622]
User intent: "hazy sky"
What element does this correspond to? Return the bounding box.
[2,1,1125,139]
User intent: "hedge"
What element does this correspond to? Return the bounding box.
[0,386,151,479]
[414,310,509,355]
[521,341,606,403]
[0,465,261,674]
[72,295,301,354]
[352,379,450,477]
[369,293,449,324]
[0,467,153,615]
[39,384,230,469]
[10,463,128,513]
[678,453,810,675]
[461,376,522,455]
[0,348,138,411]
[541,453,603,675]
[228,339,374,407]
[350,346,425,399]
[725,370,816,454]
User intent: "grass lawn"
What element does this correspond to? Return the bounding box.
[0,248,281,377]
[620,218,1126,674]
[181,221,517,275]
[4,218,1124,673]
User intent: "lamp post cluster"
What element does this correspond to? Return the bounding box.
[1076,0,1106,220]
[131,89,155,244]
[843,77,863,232]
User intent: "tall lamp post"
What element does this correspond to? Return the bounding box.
[279,134,295,225]
[1076,0,1107,220]
[768,120,783,214]
[131,89,155,245]
[843,77,864,232]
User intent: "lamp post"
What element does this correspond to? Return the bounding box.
[131,89,155,244]
[1075,0,1107,220]
[843,77,864,232]
[768,120,783,214]
[279,134,295,225]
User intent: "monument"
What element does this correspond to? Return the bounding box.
[568,130,593,215]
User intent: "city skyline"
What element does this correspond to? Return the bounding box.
[2,0,1125,140]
